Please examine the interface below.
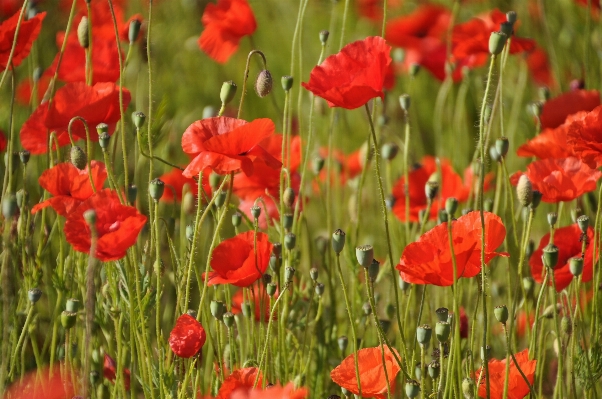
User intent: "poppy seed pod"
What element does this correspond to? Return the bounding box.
[381,143,399,161]
[577,215,590,233]
[127,184,138,205]
[223,312,235,328]
[500,21,513,36]
[445,197,458,216]
[70,146,88,170]
[319,30,329,45]
[284,233,296,250]
[232,212,242,227]
[220,81,237,105]
[283,213,293,230]
[77,16,89,48]
[61,311,77,329]
[2,193,17,219]
[462,378,475,398]
[494,305,508,324]
[488,31,507,55]
[28,288,42,304]
[337,336,348,352]
[255,70,273,98]
[285,266,295,282]
[416,324,432,345]
[355,245,374,268]
[435,307,449,322]
[99,132,111,150]
[428,361,440,379]
[132,111,146,129]
[96,122,109,136]
[128,19,142,43]
[516,175,533,207]
[315,283,326,296]
[399,94,411,112]
[547,212,558,227]
[266,283,277,297]
[495,137,509,158]
[409,63,421,77]
[425,181,439,201]
[250,205,261,220]
[569,257,583,277]
[332,229,346,254]
[18,150,30,165]
[186,309,198,319]
[16,189,27,209]
[312,156,325,174]
[506,11,517,24]
[281,75,293,92]
[83,209,97,227]
[489,146,501,163]
[309,267,319,281]
[435,322,450,343]
[405,380,420,398]
[149,178,165,202]
[65,298,80,313]
[283,187,295,208]
[368,259,380,281]
[215,191,227,207]
[542,243,559,269]
[530,191,542,209]
[269,254,281,271]
[210,300,225,320]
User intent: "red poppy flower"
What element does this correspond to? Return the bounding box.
[0,129,6,152]
[397,211,508,286]
[231,285,274,322]
[529,224,595,292]
[169,314,207,358]
[16,73,51,106]
[104,353,131,390]
[31,161,107,216]
[540,89,600,129]
[159,167,212,203]
[64,188,147,261]
[330,345,401,399]
[20,81,131,154]
[566,105,602,168]
[215,367,263,399]
[385,5,450,50]
[181,117,281,178]
[205,231,272,287]
[230,382,308,399]
[0,0,20,19]
[357,0,401,22]
[476,349,536,399]
[302,36,392,110]
[574,0,601,10]
[517,112,587,159]
[526,47,553,87]
[198,0,257,64]
[3,366,75,399]
[510,157,602,203]
[0,10,45,71]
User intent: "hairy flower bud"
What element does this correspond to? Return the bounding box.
[70,146,87,170]
[255,70,273,98]
[516,175,533,207]
[77,16,89,48]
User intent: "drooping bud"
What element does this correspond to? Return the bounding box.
[488,31,507,55]
[70,146,87,170]
[255,70,273,98]
[77,17,89,48]
[220,81,237,105]
[516,175,533,207]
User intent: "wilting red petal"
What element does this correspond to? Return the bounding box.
[169,314,207,358]
[103,353,131,390]
[216,367,263,399]
[476,349,536,399]
[540,89,600,129]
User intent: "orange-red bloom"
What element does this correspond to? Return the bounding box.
[205,231,272,287]
[476,349,536,399]
[530,224,595,292]
[517,112,587,159]
[331,346,401,399]
[526,47,553,87]
[198,0,257,63]
[216,367,263,399]
[169,314,207,358]
[0,10,45,71]
[3,366,75,399]
[104,353,131,390]
[510,157,601,203]
[20,82,131,154]
[397,211,508,286]
[540,89,600,129]
[64,189,147,261]
[158,167,212,203]
[32,161,107,216]
[230,285,273,322]
[302,36,392,110]
[229,382,308,399]
[566,105,602,168]
[181,117,281,178]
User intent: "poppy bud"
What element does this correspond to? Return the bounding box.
[494,305,508,324]
[149,178,165,202]
[77,16,89,48]
[271,242,282,257]
[526,239,535,259]
[516,175,533,207]
[368,259,380,281]
[409,63,421,77]
[332,229,346,254]
[315,283,325,296]
[577,215,590,233]
[127,184,138,205]
[285,266,295,282]
[362,302,372,316]
[129,19,142,43]
[571,208,583,223]
[312,156,325,174]
[462,378,475,398]
[569,257,583,277]
[220,81,237,105]
[539,86,551,102]
[61,311,77,329]
[222,312,235,328]
[99,132,111,150]
[16,189,27,209]
[405,380,420,398]
[495,137,509,158]
[2,193,17,219]
[530,101,543,117]
[210,300,225,320]
[281,75,294,92]
[399,94,411,112]
[185,225,194,241]
[282,213,293,230]
[83,209,97,227]
[28,288,42,304]
[132,111,146,129]
[547,212,557,227]
[542,303,561,319]
[309,267,319,281]
[435,307,448,322]
[242,302,252,318]
[18,150,30,165]
[416,324,432,346]
[231,212,242,228]
[414,363,422,381]
[489,146,501,163]
[269,254,281,271]
[355,245,374,268]
[319,30,329,45]
[435,322,450,343]
[445,197,458,216]
[484,198,493,212]
[285,233,296,250]
[66,298,80,313]
[522,276,535,297]
[215,191,227,208]
[529,191,542,209]
[561,316,572,335]
[381,143,399,161]
[506,11,517,24]
[283,187,295,208]
[500,21,513,36]
[480,345,491,361]
[70,146,87,170]
[96,122,109,135]
[488,31,507,55]
[542,244,559,269]
[255,70,273,98]
[266,283,277,297]
[428,361,440,379]
[425,181,439,201]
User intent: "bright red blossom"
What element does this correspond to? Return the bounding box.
[526,47,553,87]
[476,349,536,399]
[158,167,212,203]
[566,105,602,168]
[3,366,75,399]
[302,36,392,109]
[0,10,45,71]
[198,0,257,63]
[517,112,587,159]
[32,161,107,216]
[230,382,308,399]
[64,189,147,261]
[330,346,401,399]
[104,353,131,390]
[216,367,263,399]
[397,211,508,286]
[0,130,6,152]
[540,89,600,129]
[169,314,207,358]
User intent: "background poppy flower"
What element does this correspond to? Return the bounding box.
[330,345,401,399]
[181,117,281,178]
[216,367,263,399]
[20,82,131,154]
[32,161,107,216]
[529,224,595,292]
[159,166,212,203]
[0,10,45,71]
[386,5,450,50]
[526,47,553,87]
[169,314,207,358]
[566,105,602,168]
[198,0,257,63]
[540,89,600,129]
[510,157,602,203]
[230,285,274,322]
[0,129,6,152]
[476,349,536,399]
[104,353,131,390]
[357,0,401,22]
[230,382,308,399]
[301,36,392,110]
[205,231,272,287]
[3,366,75,399]
[397,211,508,286]
[64,188,147,261]
[517,112,587,159]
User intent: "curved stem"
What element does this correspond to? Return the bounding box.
[237,50,267,120]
